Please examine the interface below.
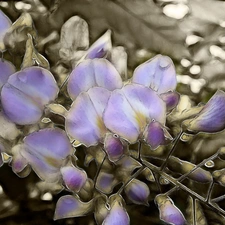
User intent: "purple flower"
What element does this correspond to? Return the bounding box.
[60,165,87,192]
[66,87,111,146]
[125,179,150,205]
[132,54,179,110]
[155,194,186,225]
[103,83,169,147]
[102,200,130,225]
[85,30,112,59]
[0,10,12,50]
[67,58,122,100]
[187,90,225,133]
[20,128,73,182]
[1,66,59,125]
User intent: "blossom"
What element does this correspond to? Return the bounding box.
[187,90,225,133]
[132,54,179,110]
[67,58,122,100]
[1,66,59,125]
[103,83,171,148]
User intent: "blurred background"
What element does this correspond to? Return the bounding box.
[1,0,225,224]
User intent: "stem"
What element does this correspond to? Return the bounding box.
[141,159,225,217]
[138,141,142,160]
[206,182,214,203]
[212,195,225,203]
[94,154,106,188]
[193,198,196,225]
[160,131,183,171]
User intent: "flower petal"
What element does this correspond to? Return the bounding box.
[67,59,122,100]
[22,128,72,182]
[66,87,110,146]
[155,195,186,225]
[85,30,112,59]
[104,133,125,162]
[125,179,150,205]
[160,91,180,111]
[132,55,177,94]
[103,84,166,143]
[7,66,59,105]
[60,165,87,192]
[187,90,225,133]
[1,83,43,125]
[0,60,16,89]
[0,10,12,50]
[143,121,172,150]
[102,201,130,225]
[54,195,93,220]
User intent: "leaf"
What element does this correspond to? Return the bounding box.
[54,195,94,220]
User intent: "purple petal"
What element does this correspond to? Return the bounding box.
[12,153,28,174]
[187,90,225,133]
[66,87,110,146]
[143,121,172,150]
[1,83,43,125]
[102,201,130,225]
[0,60,16,89]
[125,179,149,205]
[96,171,118,194]
[103,84,166,143]
[54,195,93,220]
[22,128,72,182]
[7,66,59,105]
[160,91,180,111]
[85,30,111,59]
[60,165,87,192]
[0,10,12,49]
[104,133,125,162]
[155,195,186,225]
[132,55,177,94]
[67,59,122,100]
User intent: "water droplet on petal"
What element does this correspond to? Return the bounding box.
[205,160,215,168]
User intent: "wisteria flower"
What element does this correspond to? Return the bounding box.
[1,66,59,125]
[103,83,171,148]
[186,90,225,133]
[67,58,123,100]
[132,54,179,110]
[14,128,73,182]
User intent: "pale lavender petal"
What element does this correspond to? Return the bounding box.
[143,121,171,150]
[85,30,111,59]
[1,83,43,125]
[155,195,186,225]
[103,84,166,143]
[54,195,93,220]
[22,128,72,182]
[0,60,16,89]
[104,133,125,162]
[125,179,149,205]
[103,201,130,225]
[103,89,140,143]
[160,91,180,111]
[60,165,87,192]
[0,10,12,49]
[66,87,110,146]
[122,84,166,125]
[133,55,177,94]
[67,59,122,100]
[12,152,28,174]
[187,90,225,133]
[7,66,59,105]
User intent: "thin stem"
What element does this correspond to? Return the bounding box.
[152,172,162,193]
[206,182,214,203]
[160,131,183,171]
[138,141,142,160]
[212,194,225,203]
[117,166,145,195]
[193,198,196,225]
[94,154,106,188]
